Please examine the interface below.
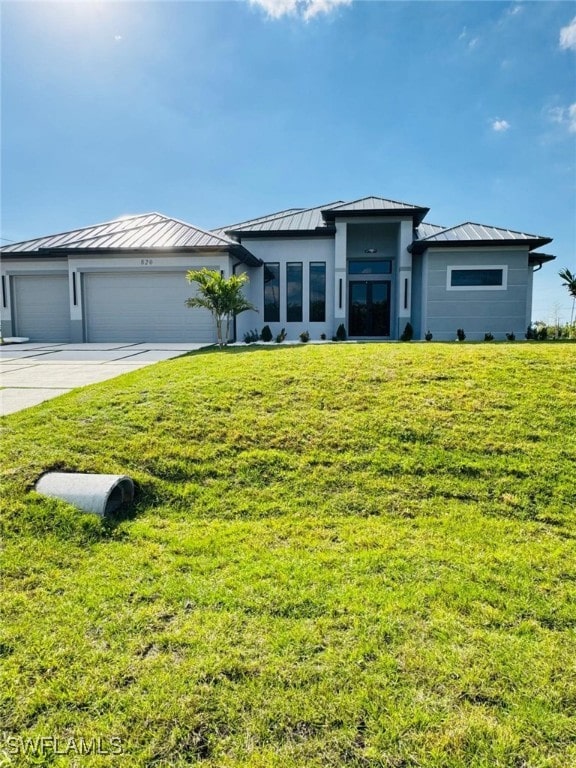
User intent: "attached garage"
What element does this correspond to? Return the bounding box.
[12,273,71,342]
[83,270,217,343]
[0,213,262,342]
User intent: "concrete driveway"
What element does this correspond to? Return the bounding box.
[0,342,209,416]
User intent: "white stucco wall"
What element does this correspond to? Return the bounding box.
[235,237,335,341]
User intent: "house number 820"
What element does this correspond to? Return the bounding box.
[140,259,154,265]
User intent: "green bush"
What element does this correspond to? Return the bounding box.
[299,330,310,343]
[336,323,347,341]
[243,329,259,344]
[400,322,414,342]
[261,325,273,342]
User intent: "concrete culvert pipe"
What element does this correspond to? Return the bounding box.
[35,473,134,516]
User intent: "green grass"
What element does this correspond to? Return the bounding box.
[1,343,575,767]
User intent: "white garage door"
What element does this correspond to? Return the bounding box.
[12,274,71,342]
[83,271,217,343]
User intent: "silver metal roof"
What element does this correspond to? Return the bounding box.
[410,221,553,254]
[322,196,428,216]
[417,221,551,244]
[212,208,304,236]
[415,222,449,239]
[1,213,239,254]
[225,201,344,234]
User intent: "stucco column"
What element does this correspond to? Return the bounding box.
[334,221,347,322]
[69,262,84,342]
[397,219,413,335]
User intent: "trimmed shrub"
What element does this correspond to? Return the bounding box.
[400,322,414,342]
[425,331,433,341]
[484,332,494,342]
[456,328,466,342]
[336,324,347,341]
[261,325,273,342]
[299,330,310,343]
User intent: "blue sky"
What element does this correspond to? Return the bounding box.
[2,0,575,321]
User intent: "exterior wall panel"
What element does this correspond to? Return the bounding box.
[423,248,532,340]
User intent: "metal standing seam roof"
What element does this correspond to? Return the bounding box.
[223,202,345,235]
[409,221,553,253]
[224,196,432,235]
[0,213,242,253]
[322,195,428,215]
[212,208,305,236]
[415,222,449,240]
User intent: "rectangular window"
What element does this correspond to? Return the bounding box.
[264,263,280,322]
[448,266,507,291]
[348,260,392,275]
[286,263,303,322]
[310,262,326,322]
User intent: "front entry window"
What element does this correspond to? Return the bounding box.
[349,281,391,336]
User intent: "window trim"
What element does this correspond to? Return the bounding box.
[446,265,508,291]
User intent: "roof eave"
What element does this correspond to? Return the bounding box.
[322,207,430,226]
[226,227,336,239]
[409,237,553,254]
[528,252,555,265]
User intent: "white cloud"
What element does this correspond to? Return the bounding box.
[559,16,576,51]
[492,119,511,132]
[114,35,123,42]
[249,0,351,21]
[548,104,576,133]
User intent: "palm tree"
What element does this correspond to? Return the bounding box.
[559,267,576,325]
[186,269,256,348]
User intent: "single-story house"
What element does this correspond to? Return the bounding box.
[0,196,554,343]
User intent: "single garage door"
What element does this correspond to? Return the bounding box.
[12,274,71,342]
[83,271,217,343]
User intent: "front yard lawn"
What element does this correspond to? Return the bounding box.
[1,343,575,767]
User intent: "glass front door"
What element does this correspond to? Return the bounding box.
[348,280,391,337]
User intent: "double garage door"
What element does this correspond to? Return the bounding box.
[83,271,216,343]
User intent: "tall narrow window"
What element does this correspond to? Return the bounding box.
[286,263,303,322]
[310,262,326,322]
[264,263,280,322]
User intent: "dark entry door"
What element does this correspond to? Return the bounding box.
[349,281,391,337]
